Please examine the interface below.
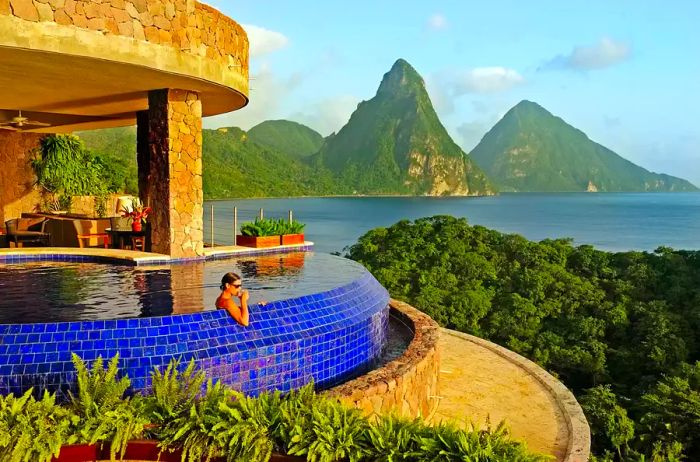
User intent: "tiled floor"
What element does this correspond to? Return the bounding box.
[433,329,570,460]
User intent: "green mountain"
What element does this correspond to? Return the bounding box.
[248,120,324,159]
[314,59,495,196]
[469,100,698,192]
[79,126,339,199]
[201,128,336,198]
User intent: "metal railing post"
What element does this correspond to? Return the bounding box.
[259,208,264,220]
[210,205,215,248]
[289,210,293,223]
[233,206,238,246]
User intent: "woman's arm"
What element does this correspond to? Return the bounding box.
[223,293,249,327]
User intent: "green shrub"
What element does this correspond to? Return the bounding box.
[0,390,77,462]
[240,217,306,237]
[69,354,149,460]
[2,356,547,462]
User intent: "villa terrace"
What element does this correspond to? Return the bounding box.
[0,1,589,460]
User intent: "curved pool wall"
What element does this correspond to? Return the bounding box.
[0,254,389,397]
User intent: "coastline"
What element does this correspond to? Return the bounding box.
[204,190,700,202]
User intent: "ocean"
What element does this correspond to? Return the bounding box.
[204,193,700,255]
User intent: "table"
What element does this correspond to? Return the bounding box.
[106,228,149,251]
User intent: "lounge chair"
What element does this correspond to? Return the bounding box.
[5,218,50,247]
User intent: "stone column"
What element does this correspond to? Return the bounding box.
[146,89,204,258]
[136,110,150,206]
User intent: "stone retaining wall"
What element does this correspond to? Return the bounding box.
[1,0,247,71]
[448,331,591,462]
[0,131,43,226]
[326,299,440,419]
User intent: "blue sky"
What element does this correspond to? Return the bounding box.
[204,1,700,185]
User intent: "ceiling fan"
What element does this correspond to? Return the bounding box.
[0,110,51,130]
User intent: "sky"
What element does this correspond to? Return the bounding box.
[203,1,700,185]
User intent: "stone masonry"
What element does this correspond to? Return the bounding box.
[144,88,203,258]
[0,131,44,226]
[326,299,441,420]
[1,0,248,72]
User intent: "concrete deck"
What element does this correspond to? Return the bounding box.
[433,329,590,461]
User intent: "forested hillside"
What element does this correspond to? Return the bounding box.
[348,216,700,461]
[470,101,697,192]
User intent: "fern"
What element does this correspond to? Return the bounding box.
[68,354,148,460]
[147,359,206,428]
[363,414,425,461]
[0,390,78,462]
[306,398,368,462]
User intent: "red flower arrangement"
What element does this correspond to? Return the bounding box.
[121,199,152,232]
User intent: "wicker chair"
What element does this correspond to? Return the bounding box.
[5,218,50,247]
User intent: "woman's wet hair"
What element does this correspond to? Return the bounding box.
[220,272,241,290]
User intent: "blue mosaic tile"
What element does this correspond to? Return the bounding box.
[0,258,389,398]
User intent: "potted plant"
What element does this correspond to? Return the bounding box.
[121,198,151,232]
[280,219,305,245]
[237,217,282,248]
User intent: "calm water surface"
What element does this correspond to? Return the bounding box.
[0,253,367,323]
[205,193,700,254]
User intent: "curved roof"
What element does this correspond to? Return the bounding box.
[0,1,249,132]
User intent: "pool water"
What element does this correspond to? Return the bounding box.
[0,252,367,324]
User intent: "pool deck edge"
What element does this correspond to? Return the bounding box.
[0,242,315,265]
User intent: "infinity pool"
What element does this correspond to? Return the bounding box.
[0,251,392,397]
[0,252,366,324]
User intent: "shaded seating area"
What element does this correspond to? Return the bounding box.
[4,218,50,247]
[74,220,110,249]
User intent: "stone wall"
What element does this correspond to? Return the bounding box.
[0,131,43,226]
[326,299,441,420]
[0,0,248,72]
[146,88,203,258]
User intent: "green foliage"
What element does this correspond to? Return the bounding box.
[347,215,700,460]
[639,362,700,456]
[30,135,121,209]
[305,399,369,462]
[145,359,206,428]
[580,386,635,458]
[68,354,148,460]
[0,390,78,462]
[240,217,281,237]
[469,100,698,192]
[2,357,546,462]
[248,120,325,159]
[240,217,306,236]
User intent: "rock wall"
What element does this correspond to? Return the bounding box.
[0,131,43,226]
[0,0,248,71]
[326,299,440,419]
[146,88,203,258]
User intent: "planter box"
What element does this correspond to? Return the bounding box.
[281,233,305,245]
[119,440,177,461]
[52,444,99,462]
[236,235,281,248]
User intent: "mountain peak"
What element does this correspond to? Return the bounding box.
[316,59,496,196]
[470,101,698,192]
[509,100,551,117]
[377,59,425,96]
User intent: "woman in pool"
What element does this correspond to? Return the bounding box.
[216,272,249,327]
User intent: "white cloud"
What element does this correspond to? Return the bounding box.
[454,67,525,94]
[289,95,361,136]
[427,13,448,31]
[543,37,631,71]
[204,64,301,130]
[242,24,289,58]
